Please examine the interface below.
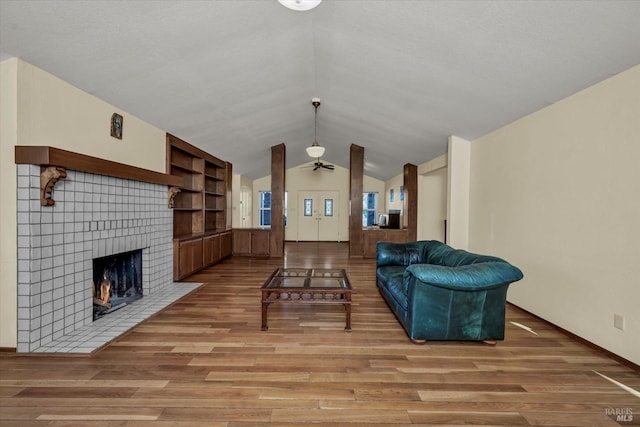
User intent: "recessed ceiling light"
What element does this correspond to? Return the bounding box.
[278,0,322,12]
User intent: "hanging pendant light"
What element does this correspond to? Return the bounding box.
[278,0,322,12]
[306,98,325,159]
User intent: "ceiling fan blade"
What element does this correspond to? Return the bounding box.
[323,164,335,170]
[313,165,320,171]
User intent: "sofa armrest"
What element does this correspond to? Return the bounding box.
[405,262,523,291]
[376,241,427,267]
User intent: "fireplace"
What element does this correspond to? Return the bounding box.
[93,250,143,320]
[15,163,177,352]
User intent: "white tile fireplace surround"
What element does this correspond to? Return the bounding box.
[16,164,199,353]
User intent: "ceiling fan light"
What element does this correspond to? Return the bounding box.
[306,143,325,158]
[278,0,322,12]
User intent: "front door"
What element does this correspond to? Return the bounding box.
[298,191,339,241]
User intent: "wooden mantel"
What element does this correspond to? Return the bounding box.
[15,146,182,186]
[15,146,182,206]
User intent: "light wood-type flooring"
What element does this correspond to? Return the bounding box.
[1,242,638,426]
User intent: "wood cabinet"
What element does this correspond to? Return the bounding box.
[362,229,408,258]
[203,233,221,266]
[233,229,270,256]
[174,237,204,280]
[168,134,232,280]
[220,230,233,259]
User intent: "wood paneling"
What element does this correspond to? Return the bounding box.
[15,145,182,187]
[220,230,233,259]
[362,229,408,258]
[233,229,270,256]
[349,144,364,257]
[233,229,252,255]
[1,242,638,425]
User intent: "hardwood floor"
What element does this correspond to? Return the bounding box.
[1,242,638,426]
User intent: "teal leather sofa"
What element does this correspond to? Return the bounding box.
[376,240,523,343]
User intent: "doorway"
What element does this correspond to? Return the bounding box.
[298,190,339,241]
[239,185,252,228]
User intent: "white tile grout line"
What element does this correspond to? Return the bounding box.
[31,283,203,354]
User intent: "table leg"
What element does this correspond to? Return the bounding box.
[261,296,269,331]
[344,302,352,332]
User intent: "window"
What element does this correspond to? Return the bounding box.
[304,198,313,216]
[259,191,271,227]
[259,191,288,227]
[362,192,378,227]
[284,192,288,227]
[324,199,333,217]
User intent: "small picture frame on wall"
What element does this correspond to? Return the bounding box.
[389,188,394,203]
[400,185,404,201]
[110,113,123,139]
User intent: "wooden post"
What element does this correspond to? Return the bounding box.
[270,143,286,257]
[403,163,418,242]
[349,144,364,257]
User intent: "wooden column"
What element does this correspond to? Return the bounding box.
[270,143,286,257]
[349,144,364,257]
[403,163,418,242]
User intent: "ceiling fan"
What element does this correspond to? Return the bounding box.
[310,160,335,171]
[304,98,335,171]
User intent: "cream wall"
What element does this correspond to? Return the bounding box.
[0,59,167,348]
[469,65,640,365]
[231,173,255,228]
[416,154,448,242]
[418,167,447,242]
[284,165,350,241]
[385,173,404,215]
[231,173,241,227]
[231,173,254,228]
[251,164,385,241]
[363,175,385,195]
[0,59,19,348]
[447,136,471,249]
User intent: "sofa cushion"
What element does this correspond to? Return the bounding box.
[376,265,408,310]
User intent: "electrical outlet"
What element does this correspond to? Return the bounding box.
[614,314,625,331]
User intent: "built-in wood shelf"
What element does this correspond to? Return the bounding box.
[166,134,232,280]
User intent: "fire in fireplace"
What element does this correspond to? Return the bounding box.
[92,249,143,320]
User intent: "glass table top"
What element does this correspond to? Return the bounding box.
[261,268,351,290]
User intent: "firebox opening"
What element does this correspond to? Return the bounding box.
[92,249,143,320]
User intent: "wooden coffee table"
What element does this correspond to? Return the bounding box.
[260,268,352,332]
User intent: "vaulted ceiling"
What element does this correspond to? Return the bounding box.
[2,0,639,180]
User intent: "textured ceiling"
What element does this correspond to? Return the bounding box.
[2,0,639,180]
